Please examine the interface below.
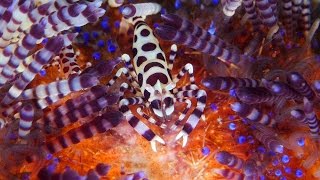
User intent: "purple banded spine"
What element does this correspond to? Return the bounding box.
[300,0,311,34]
[256,0,277,27]
[2,34,76,105]
[0,0,13,16]
[0,0,31,48]
[0,21,45,86]
[21,2,52,31]
[213,169,244,180]
[252,129,284,153]
[41,85,107,124]
[45,93,119,129]
[161,13,228,48]
[155,25,240,63]
[20,74,98,100]
[231,102,276,127]
[38,162,109,179]
[287,72,315,101]
[291,109,308,124]
[121,3,161,18]
[202,76,259,91]
[0,44,15,68]
[303,98,320,137]
[36,94,65,110]
[282,0,293,37]
[235,87,281,104]
[2,102,22,117]
[215,151,244,170]
[243,0,261,30]
[43,110,122,154]
[18,103,34,138]
[263,79,302,100]
[313,80,320,98]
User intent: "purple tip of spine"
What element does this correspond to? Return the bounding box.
[314,80,320,90]
[230,102,241,112]
[161,13,183,29]
[102,110,123,127]
[19,0,31,13]
[215,151,231,165]
[62,168,80,179]
[155,25,178,41]
[79,74,99,88]
[271,84,281,93]
[121,4,136,18]
[45,37,64,54]
[288,72,301,82]
[0,0,13,7]
[202,77,221,90]
[30,24,45,40]
[95,163,110,176]
[68,4,87,17]
[38,2,52,15]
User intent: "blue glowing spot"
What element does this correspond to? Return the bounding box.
[101,19,109,29]
[315,55,320,62]
[286,43,292,49]
[74,26,81,32]
[82,32,90,42]
[46,153,53,160]
[92,31,99,38]
[228,115,235,120]
[175,0,182,9]
[201,146,210,156]
[97,40,105,48]
[296,169,303,178]
[275,169,282,176]
[260,175,265,180]
[114,20,120,29]
[47,164,57,173]
[160,7,167,14]
[285,167,292,174]
[229,89,236,97]
[229,122,236,130]
[272,159,279,166]
[297,138,305,146]
[21,173,30,180]
[208,22,216,35]
[280,177,287,180]
[257,146,266,153]
[238,136,246,144]
[281,155,289,163]
[41,38,48,45]
[92,52,101,60]
[153,23,159,28]
[212,0,219,5]
[247,135,254,144]
[107,40,117,53]
[210,103,218,111]
[195,0,201,5]
[39,69,46,77]
[279,28,285,36]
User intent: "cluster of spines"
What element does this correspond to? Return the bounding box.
[155,13,240,64]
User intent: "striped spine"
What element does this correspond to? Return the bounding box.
[1,34,75,105]
[20,2,51,31]
[18,103,34,138]
[291,109,308,124]
[243,0,261,30]
[0,0,31,48]
[263,79,302,100]
[20,74,98,100]
[155,25,240,63]
[303,98,320,137]
[215,151,244,170]
[231,102,276,127]
[161,13,228,48]
[252,129,284,153]
[0,20,46,86]
[213,169,244,180]
[44,93,119,129]
[235,87,281,104]
[108,0,124,8]
[287,72,315,101]
[202,76,259,91]
[43,110,122,154]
